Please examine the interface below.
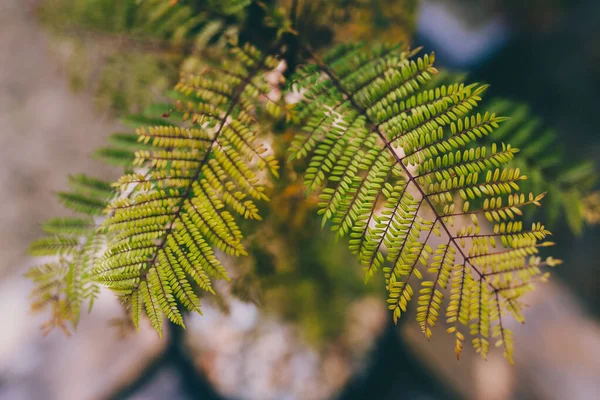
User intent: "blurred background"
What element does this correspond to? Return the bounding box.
[0,0,599,399]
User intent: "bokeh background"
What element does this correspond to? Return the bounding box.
[1,0,599,399]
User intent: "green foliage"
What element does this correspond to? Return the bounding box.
[483,100,597,234]
[93,43,281,335]
[40,0,249,44]
[327,0,417,42]
[206,0,253,15]
[279,0,416,43]
[26,0,597,364]
[39,0,252,112]
[28,42,283,336]
[429,72,599,234]
[583,192,600,225]
[289,42,562,362]
[27,174,113,334]
[95,108,173,167]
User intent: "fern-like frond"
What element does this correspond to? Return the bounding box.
[94,44,281,335]
[27,174,113,333]
[290,42,558,362]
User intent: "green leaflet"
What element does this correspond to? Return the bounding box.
[290,42,561,363]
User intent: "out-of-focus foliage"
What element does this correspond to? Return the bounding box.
[277,0,416,47]
[38,0,417,114]
[328,0,417,42]
[238,178,382,344]
[582,192,600,226]
[27,174,112,334]
[38,0,251,113]
[486,100,597,234]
